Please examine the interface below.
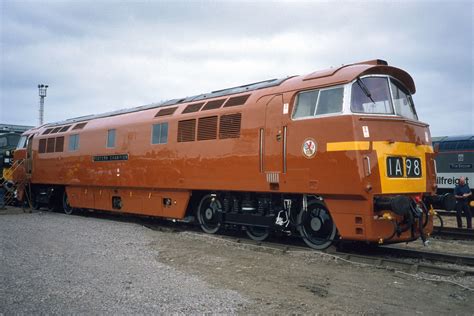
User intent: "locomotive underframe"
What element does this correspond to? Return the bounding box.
[23,181,442,249]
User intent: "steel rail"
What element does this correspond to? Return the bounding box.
[436,210,457,217]
[208,234,474,277]
[433,226,474,240]
[376,246,474,267]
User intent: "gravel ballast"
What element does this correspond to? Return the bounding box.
[0,211,247,314]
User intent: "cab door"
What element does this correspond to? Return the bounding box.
[263,94,286,183]
[26,135,34,176]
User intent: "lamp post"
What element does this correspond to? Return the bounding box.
[38,84,48,126]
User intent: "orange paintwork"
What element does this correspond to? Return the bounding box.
[14,60,435,243]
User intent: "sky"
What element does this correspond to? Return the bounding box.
[0,0,472,136]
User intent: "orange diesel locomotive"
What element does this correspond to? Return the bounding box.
[13,60,453,249]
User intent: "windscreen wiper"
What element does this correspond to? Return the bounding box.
[357,78,376,104]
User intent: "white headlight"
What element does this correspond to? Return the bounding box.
[5,150,10,156]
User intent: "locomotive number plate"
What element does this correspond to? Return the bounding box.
[387,157,421,178]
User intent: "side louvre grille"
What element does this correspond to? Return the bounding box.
[55,137,64,152]
[155,107,178,117]
[224,94,250,107]
[219,113,241,139]
[51,127,62,133]
[202,99,226,111]
[182,102,205,114]
[177,119,196,142]
[197,116,218,141]
[46,138,55,153]
[39,139,47,153]
[72,122,87,130]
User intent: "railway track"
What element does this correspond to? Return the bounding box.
[15,207,474,279]
[433,226,474,240]
[436,210,456,217]
[198,233,474,277]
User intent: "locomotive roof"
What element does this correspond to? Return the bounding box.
[43,77,293,128]
[432,135,474,142]
[41,59,415,129]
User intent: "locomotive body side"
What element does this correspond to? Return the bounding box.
[13,60,444,248]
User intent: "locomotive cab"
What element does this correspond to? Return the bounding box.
[350,75,417,120]
[325,72,441,245]
[289,63,443,246]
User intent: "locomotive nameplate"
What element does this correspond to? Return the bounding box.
[93,154,129,162]
[387,157,421,178]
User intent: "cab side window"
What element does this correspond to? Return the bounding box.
[293,90,319,119]
[293,86,343,119]
[316,87,344,115]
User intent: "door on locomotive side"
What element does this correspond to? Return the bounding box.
[26,134,34,176]
[263,94,285,177]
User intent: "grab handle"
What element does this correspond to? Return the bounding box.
[364,156,371,176]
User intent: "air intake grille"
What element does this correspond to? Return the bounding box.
[55,137,64,152]
[224,94,250,107]
[197,116,218,141]
[72,122,87,130]
[182,102,205,114]
[202,99,226,111]
[219,113,241,139]
[39,139,47,153]
[155,107,178,117]
[177,119,196,142]
[42,128,53,135]
[46,138,55,153]
[51,127,62,134]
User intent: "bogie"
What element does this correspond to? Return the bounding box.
[194,191,337,249]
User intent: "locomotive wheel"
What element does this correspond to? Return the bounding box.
[298,201,337,250]
[197,194,222,234]
[62,191,74,215]
[246,226,270,241]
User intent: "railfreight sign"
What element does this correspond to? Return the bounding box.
[437,173,472,189]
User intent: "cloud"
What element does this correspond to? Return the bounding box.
[1,0,472,136]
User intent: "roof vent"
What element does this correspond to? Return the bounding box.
[182,102,205,114]
[353,59,388,66]
[201,99,226,111]
[155,107,178,117]
[59,125,71,132]
[72,122,88,130]
[224,94,250,107]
